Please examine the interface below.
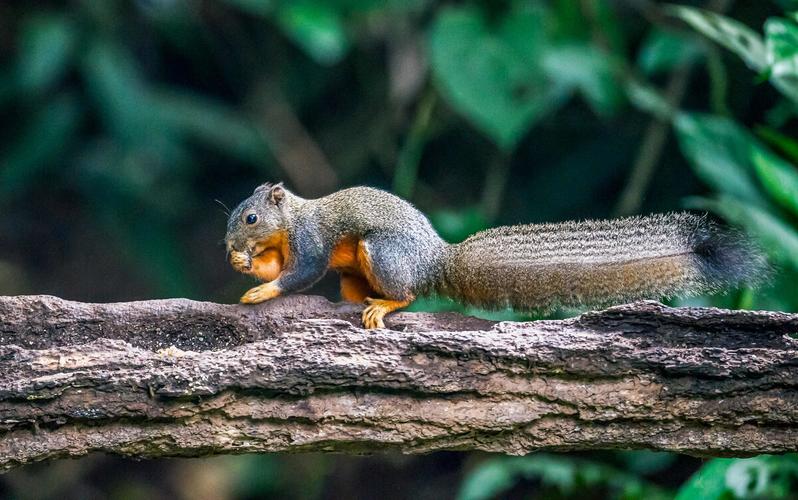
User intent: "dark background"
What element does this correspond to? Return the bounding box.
[1,0,798,498]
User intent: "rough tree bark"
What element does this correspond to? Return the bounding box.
[0,294,797,471]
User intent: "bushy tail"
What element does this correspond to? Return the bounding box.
[438,213,769,311]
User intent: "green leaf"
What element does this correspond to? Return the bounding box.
[429,4,568,150]
[675,458,735,500]
[763,99,798,129]
[751,148,798,217]
[82,38,274,170]
[276,1,350,65]
[16,13,77,93]
[541,44,623,116]
[725,458,771,498]
[429,206,487,243]
[678,456,798,500]
[153,89,272,167]
[756,125,798,164]
[672,8,798,102]
[765,17,798,102]
[669,6,766,72]
[638,29,705,75]
[458,460,516,500]
[459,455,671,500]
[674,113,767,205]
[625,79,675,120]
[586,0,626,55]
[81,39,168,145]
[766,18,798,77]
[689,195,798,270]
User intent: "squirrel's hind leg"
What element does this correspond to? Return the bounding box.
[355,236,418,329]
[340,273,374,303]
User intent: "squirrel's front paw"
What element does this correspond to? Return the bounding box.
[240,282,281,304]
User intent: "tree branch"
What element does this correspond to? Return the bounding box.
[0,295,797,471]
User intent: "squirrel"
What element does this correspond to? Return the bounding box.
[225,183,768,329]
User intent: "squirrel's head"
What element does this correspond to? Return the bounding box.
[225,182,289,272]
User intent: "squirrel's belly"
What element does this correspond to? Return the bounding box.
[329,236,382,301]
[329,236,362,274]
[330,236,386,288]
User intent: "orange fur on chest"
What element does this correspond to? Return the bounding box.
[249,249,283,282]
[249,230,290,282]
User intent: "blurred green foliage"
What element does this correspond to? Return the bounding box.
[668,4,798,311]
[1,0,798,498]
[676,455,798,500]
[458,454,672,500]
[457,454,798,500]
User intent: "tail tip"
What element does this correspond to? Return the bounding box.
[692,223,771,289]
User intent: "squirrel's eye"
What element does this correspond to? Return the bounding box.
[246,214,258,225]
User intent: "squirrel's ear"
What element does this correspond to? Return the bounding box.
[269,184,285,206]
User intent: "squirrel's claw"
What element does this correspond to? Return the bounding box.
[362,300,386,329]
[240,282,281,304]
[361,297,413,330]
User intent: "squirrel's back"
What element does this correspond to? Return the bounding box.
[439,213,768,311]
[316,187,444,236]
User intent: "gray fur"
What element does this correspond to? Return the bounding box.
[226,185,768,306]
[309,187,448,298]
[225,182,288,255]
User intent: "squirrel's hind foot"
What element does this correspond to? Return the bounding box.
[361,297,413,329]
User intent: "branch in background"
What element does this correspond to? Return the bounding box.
[706,44,731,116]
[248,80,339,197]
[614,67,691,216]
[199,3,339,196]
[1,295,797,472]
[480,152,511,223]
[392,90,436,199]
[613,0,734,216]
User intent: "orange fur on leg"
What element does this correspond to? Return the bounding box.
[340,273,375,303]
[329,236,359,271]
[356,240,387,296]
